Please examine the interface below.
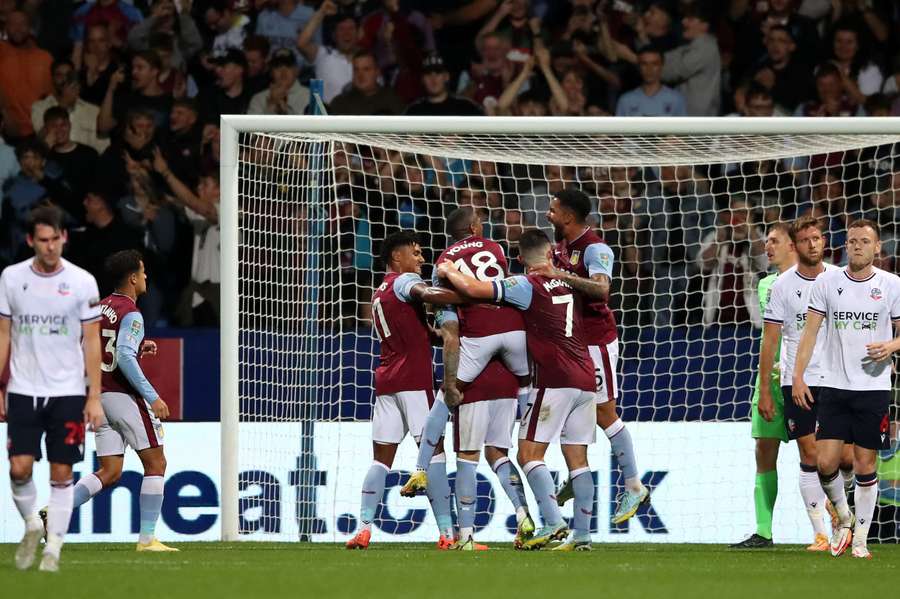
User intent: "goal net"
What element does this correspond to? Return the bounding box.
[221,117,900,544]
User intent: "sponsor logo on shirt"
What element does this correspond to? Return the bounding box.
[832,311,879,330]
[13,314,70,336]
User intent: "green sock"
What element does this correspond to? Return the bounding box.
[754,470,778,540]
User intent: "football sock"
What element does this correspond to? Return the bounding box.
[841,467,855,493]
[360,462,389,532]
[605,419,641,492]
[853,472,878,547]
[523,461,562,527]
[491,456,528,515]
[818,469,851,524]
[415,397,449,471]
[516,387,531,419]
[426,454,454,538]
[455,459,478,541]
[754,469,778,540]
[570,467,593,537]
[45,479,74,557]
[10,476,37,521]
[139,476,165,544]
[798,464,828,537]
[72,473,103,509]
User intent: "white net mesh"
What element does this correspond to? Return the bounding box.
[232,128,900,543]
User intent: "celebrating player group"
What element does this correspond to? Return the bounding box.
[347,188,649,551]
[1,206,176,573]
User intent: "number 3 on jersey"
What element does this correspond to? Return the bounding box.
[101,328,117,372]
[454,250,503,281]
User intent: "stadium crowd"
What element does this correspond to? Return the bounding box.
[1,0,900,329]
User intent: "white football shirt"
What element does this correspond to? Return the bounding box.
[763,262,841,384]
[0,258,101,396]
[806,266,900,391]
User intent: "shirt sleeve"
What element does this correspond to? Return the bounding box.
[584,242,614,278]
[115,311,159,403]
[80,274,101,323]
[890,276,900,323]
[393,272,426,303]
[762,277,784,325]
[435,305,459,327]
[492,275,533,310]
[0,270,10,318]
[807,275,828,317]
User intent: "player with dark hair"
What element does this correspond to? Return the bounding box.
[346,232,464,550]
[438,229,597,551]
[401,207,535,549]
[62,249,177,551]
[794,219,900,559]
[1,205,103,572]
[540,187,649,524]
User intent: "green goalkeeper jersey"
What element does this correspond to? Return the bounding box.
[758,273,781,373]
[751,272,788,441]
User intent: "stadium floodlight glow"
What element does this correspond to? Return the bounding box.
[220,116,900,543]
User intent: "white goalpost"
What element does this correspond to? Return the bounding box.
[220,116,900,543]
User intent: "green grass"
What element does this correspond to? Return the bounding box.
[0,542,898,598]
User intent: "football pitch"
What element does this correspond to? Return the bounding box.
[1,543,898,598]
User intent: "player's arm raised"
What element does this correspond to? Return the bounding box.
[757,322,782,421]
[791,309,824,411]
[527,242,611,301]
[82,320,104,429]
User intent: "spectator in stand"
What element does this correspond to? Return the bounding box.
[496,44,567,116]
[404,53,484,116]
[458,32,514,113]
[297,0,358,103]
[359,0,434,104]
[696,195,767,328]
[733,82,789,117]
[615,47,686,116]
[96,107,158,204]
[160,98,203,189]
[198,48,252,125]
[828,21,883,106]
[127,0,203,71]
[794,62,865,116]
[0,10,52,140]
[328,51,404,115]
[477,0,537,62]
[70,0,143,66]
[78,23,120,106]
[862,171,900,259]
[634,2,680,53]
[206,0,251,54]
[660,5,721,116]
[248,48,311,115]
[497,207,525,273]
[67,188,143,295]
[42,106,99,223]
[828,0,891,46]
[99,50,173,136]
[799,169,859,264]
[255,0,318,65]
[243,35,272,96]
[149,33,189,99]
[0,114,19,215]
[1,140,75,264]
[746,25,814,114]
[31,59,107,153]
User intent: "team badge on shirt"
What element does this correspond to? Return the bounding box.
[57,282,71,296]
[870,288,882,301]
[569,251,581,266]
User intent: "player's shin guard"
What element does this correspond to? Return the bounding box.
[139,476,165,544]
[72,473,103,509]
[853,472,878,548]
[10,477,38,521]
[426,454,454,538]
[45,479,74,558]
[523,461,563,527]
[570,467,593,537]
[492,456,528,516]
[415,397,449,472]
[605,419,641,492]
[818,469,851,524]
[360,462,389,532]
[455,459,478,541]
[799,464,828,537]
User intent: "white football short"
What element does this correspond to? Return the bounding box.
[518,387,596,445]
[454,398,517,452]
[458,331,529,383]
[95,392,164,456]
[372,390,433,444]
[588,340,619,404]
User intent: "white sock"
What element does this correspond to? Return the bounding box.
[818,470,851,525]
[853,473,878,548]
[799,466,828,537]
[10,477,38,522]
[841,468,854,493]
[73,473,103,508]
[44,479,74,557]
